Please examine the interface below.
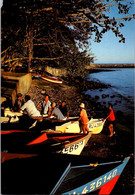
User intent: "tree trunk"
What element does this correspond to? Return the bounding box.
[27,26,33,73]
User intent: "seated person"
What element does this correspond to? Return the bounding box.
[12,93,24,112]
[48,102,66,120]
[59,101,69,119]
[37,94,51,115]
[20,95,41,118]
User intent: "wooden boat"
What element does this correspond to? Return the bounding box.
[1,131,92,155]
[4,107,23,117]
[41,75,63,84]
[52,156,130,194]
[55,118,106,134]
[41,71,63,84]
[1,115,78,131]
[1,152,38,163]
[1,116,10,123]
[59,132,91,155]
[1,129,29,134]
[27,132,92,155]
[1,153,130,194]
[32,73,41,79]
[87,118,106,134]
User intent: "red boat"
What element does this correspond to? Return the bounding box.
[1,130,92,155]
[41,71,63,84]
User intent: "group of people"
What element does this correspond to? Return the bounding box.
[11,91,115,136]
[12,92,69,121]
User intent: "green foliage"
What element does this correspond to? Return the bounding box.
[1,0,134,74]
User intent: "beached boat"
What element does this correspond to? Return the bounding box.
[4,107,23,117]
[1,116,10,123]
[27,132,92,155]
[40,71,63,84]
[52,156,130,194]
[1,114,79,131]
[32,73,41,79]
[41,74,63,84]
[55,118,106,134]
[1,131,92,155]
[1,153,130,194]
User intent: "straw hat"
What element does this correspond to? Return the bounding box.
[80,103,85,108]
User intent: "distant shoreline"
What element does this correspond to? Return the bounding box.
[86,63,134,69]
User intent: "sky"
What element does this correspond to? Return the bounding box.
[90,5,135,64]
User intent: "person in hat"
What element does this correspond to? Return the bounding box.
[37,94,51,115]
[48,102,66,120]
[12,93,24,112]
[78,103,89,134]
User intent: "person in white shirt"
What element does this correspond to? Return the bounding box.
[20,95,41,117]
[37,94,51,115]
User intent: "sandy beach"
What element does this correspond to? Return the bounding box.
[27,76,134,194]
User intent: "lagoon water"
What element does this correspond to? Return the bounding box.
[85,68,134,127]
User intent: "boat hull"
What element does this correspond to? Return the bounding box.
[55,118,105,134]
[1,154,130,194]
[57,132,92,155]
[41,75,62,84]
[52,157,130,194]
[1,131,92,156]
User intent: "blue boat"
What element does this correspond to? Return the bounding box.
[1,153,130,194]
[52,157,130,194]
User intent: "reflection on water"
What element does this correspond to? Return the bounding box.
[85,68,134,127]
[86,68,134,102]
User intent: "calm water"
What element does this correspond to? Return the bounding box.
[85,68,134,120]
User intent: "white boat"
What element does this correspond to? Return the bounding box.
[1,116,10,123]
[87,118,106,134]
[56,132,92,155]
[55,118,106,134]
[26,132,92,156]
[41,75,63,84]
[4,108,23,117]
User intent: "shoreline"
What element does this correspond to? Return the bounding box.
[27,76,134,194]
[86,64,134,69]
[29,76,134,140]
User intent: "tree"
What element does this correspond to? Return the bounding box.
[1,0,134,73]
